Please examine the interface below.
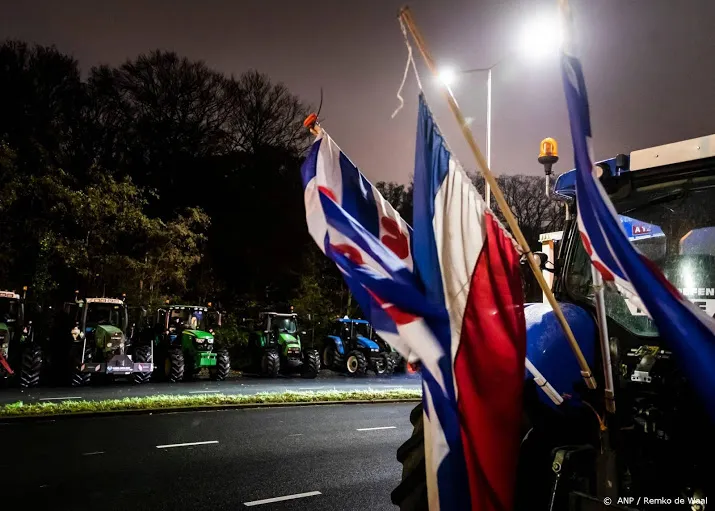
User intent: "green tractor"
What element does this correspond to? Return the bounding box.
[54,294,154,386]
[246,311,320,378]
[153,304,230,383]
[0,288,39,386]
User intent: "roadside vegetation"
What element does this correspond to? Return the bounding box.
[0,389,422,418]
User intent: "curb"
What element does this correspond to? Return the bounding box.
[0,397,422,423]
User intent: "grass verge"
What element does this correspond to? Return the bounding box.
[0,389,422,418]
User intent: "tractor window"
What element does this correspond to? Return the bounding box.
[353,322,373,339]
[86,304,126,328]
[0,299,18,323]
[169,308,207,331]
[272,316,297,334]
[565,179,715,337]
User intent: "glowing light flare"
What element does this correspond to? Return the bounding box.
[517,13,564,60]
[437,67,457,87]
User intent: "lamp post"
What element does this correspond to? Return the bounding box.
[437,12,563,209]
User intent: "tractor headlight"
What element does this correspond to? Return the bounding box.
[207,338,214,344]
[371,348,379,352]
[196,338,204,344]
[107,342,113,348]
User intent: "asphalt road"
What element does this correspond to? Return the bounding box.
[0,402,416,510]
[0,371,422,405]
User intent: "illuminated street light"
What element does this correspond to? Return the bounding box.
[517,13,564,60]
[437,67,458,87]
[438,12,561,208]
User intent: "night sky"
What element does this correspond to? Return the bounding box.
[2,0,715,184]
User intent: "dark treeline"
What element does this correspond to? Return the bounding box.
[0,40,561,321]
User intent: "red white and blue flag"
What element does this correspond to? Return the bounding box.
[560,9,715,420]
[412,94,527,510]
[301,119,526,509]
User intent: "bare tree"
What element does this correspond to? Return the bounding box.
[225,70,311,155]
[471,174,564,249]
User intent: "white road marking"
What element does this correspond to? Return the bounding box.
[156,440,219,449]
[39,396,82,401]
[356,426,396,432]
[82,451,104,456]
[243,491,322,507]
[288,433,303,437]
[188,390,220,394]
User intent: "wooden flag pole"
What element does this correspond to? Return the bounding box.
[398,5,596,389]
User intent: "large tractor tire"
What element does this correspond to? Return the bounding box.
[210,349,230,381]
[322,344,344,371]
[391,402,428,510]
[19,344,43,388]
[132,345,153,384]
[261,349,280,378]
[394,354,408,373]
[165,348,185,383]
[70,344,92,387]
[374,352,396,377]
[345,350,368,377]
[301,349,320,379]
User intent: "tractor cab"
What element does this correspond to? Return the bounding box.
[65,296,129,349]
[156,304,220,344]
[519,134,715,508]
[257,312,302,354]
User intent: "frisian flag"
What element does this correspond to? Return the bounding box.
[560,10,715,421]
[301,125,513,510]
[412,94,526,511]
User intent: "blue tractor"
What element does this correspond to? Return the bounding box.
[392,134,715,510]
[321,317,396,376]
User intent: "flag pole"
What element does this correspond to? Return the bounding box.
[398,5,596,389]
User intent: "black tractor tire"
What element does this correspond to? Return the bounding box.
[374,352,396,377]
[19,344,43,388]
[261,349,280,378]
[165,349,185,383]
[391,402,428,510]
[132,345,153,384]
[322,344,344,371]
[300,349,320,379]
[345,350,368,377]
[70,344,92,387]
[394,354,408,373]
[183,354,195,382]
[210,349,230,381]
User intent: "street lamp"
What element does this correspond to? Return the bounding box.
[437,13,563,208]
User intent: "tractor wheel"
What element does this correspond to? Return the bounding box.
[394,354,407,373]
[261,349,280,378]
[165,349,185,383]
[183,355,195,382]
[300,349,320,379]
[210,350,230,381]
[70,344,92,387]
[374,352,396,377]
[19,344,43,388]
[345,350,368,377]
[322,344,344,371]
[391,402,428,510]
[132,345,153,384]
